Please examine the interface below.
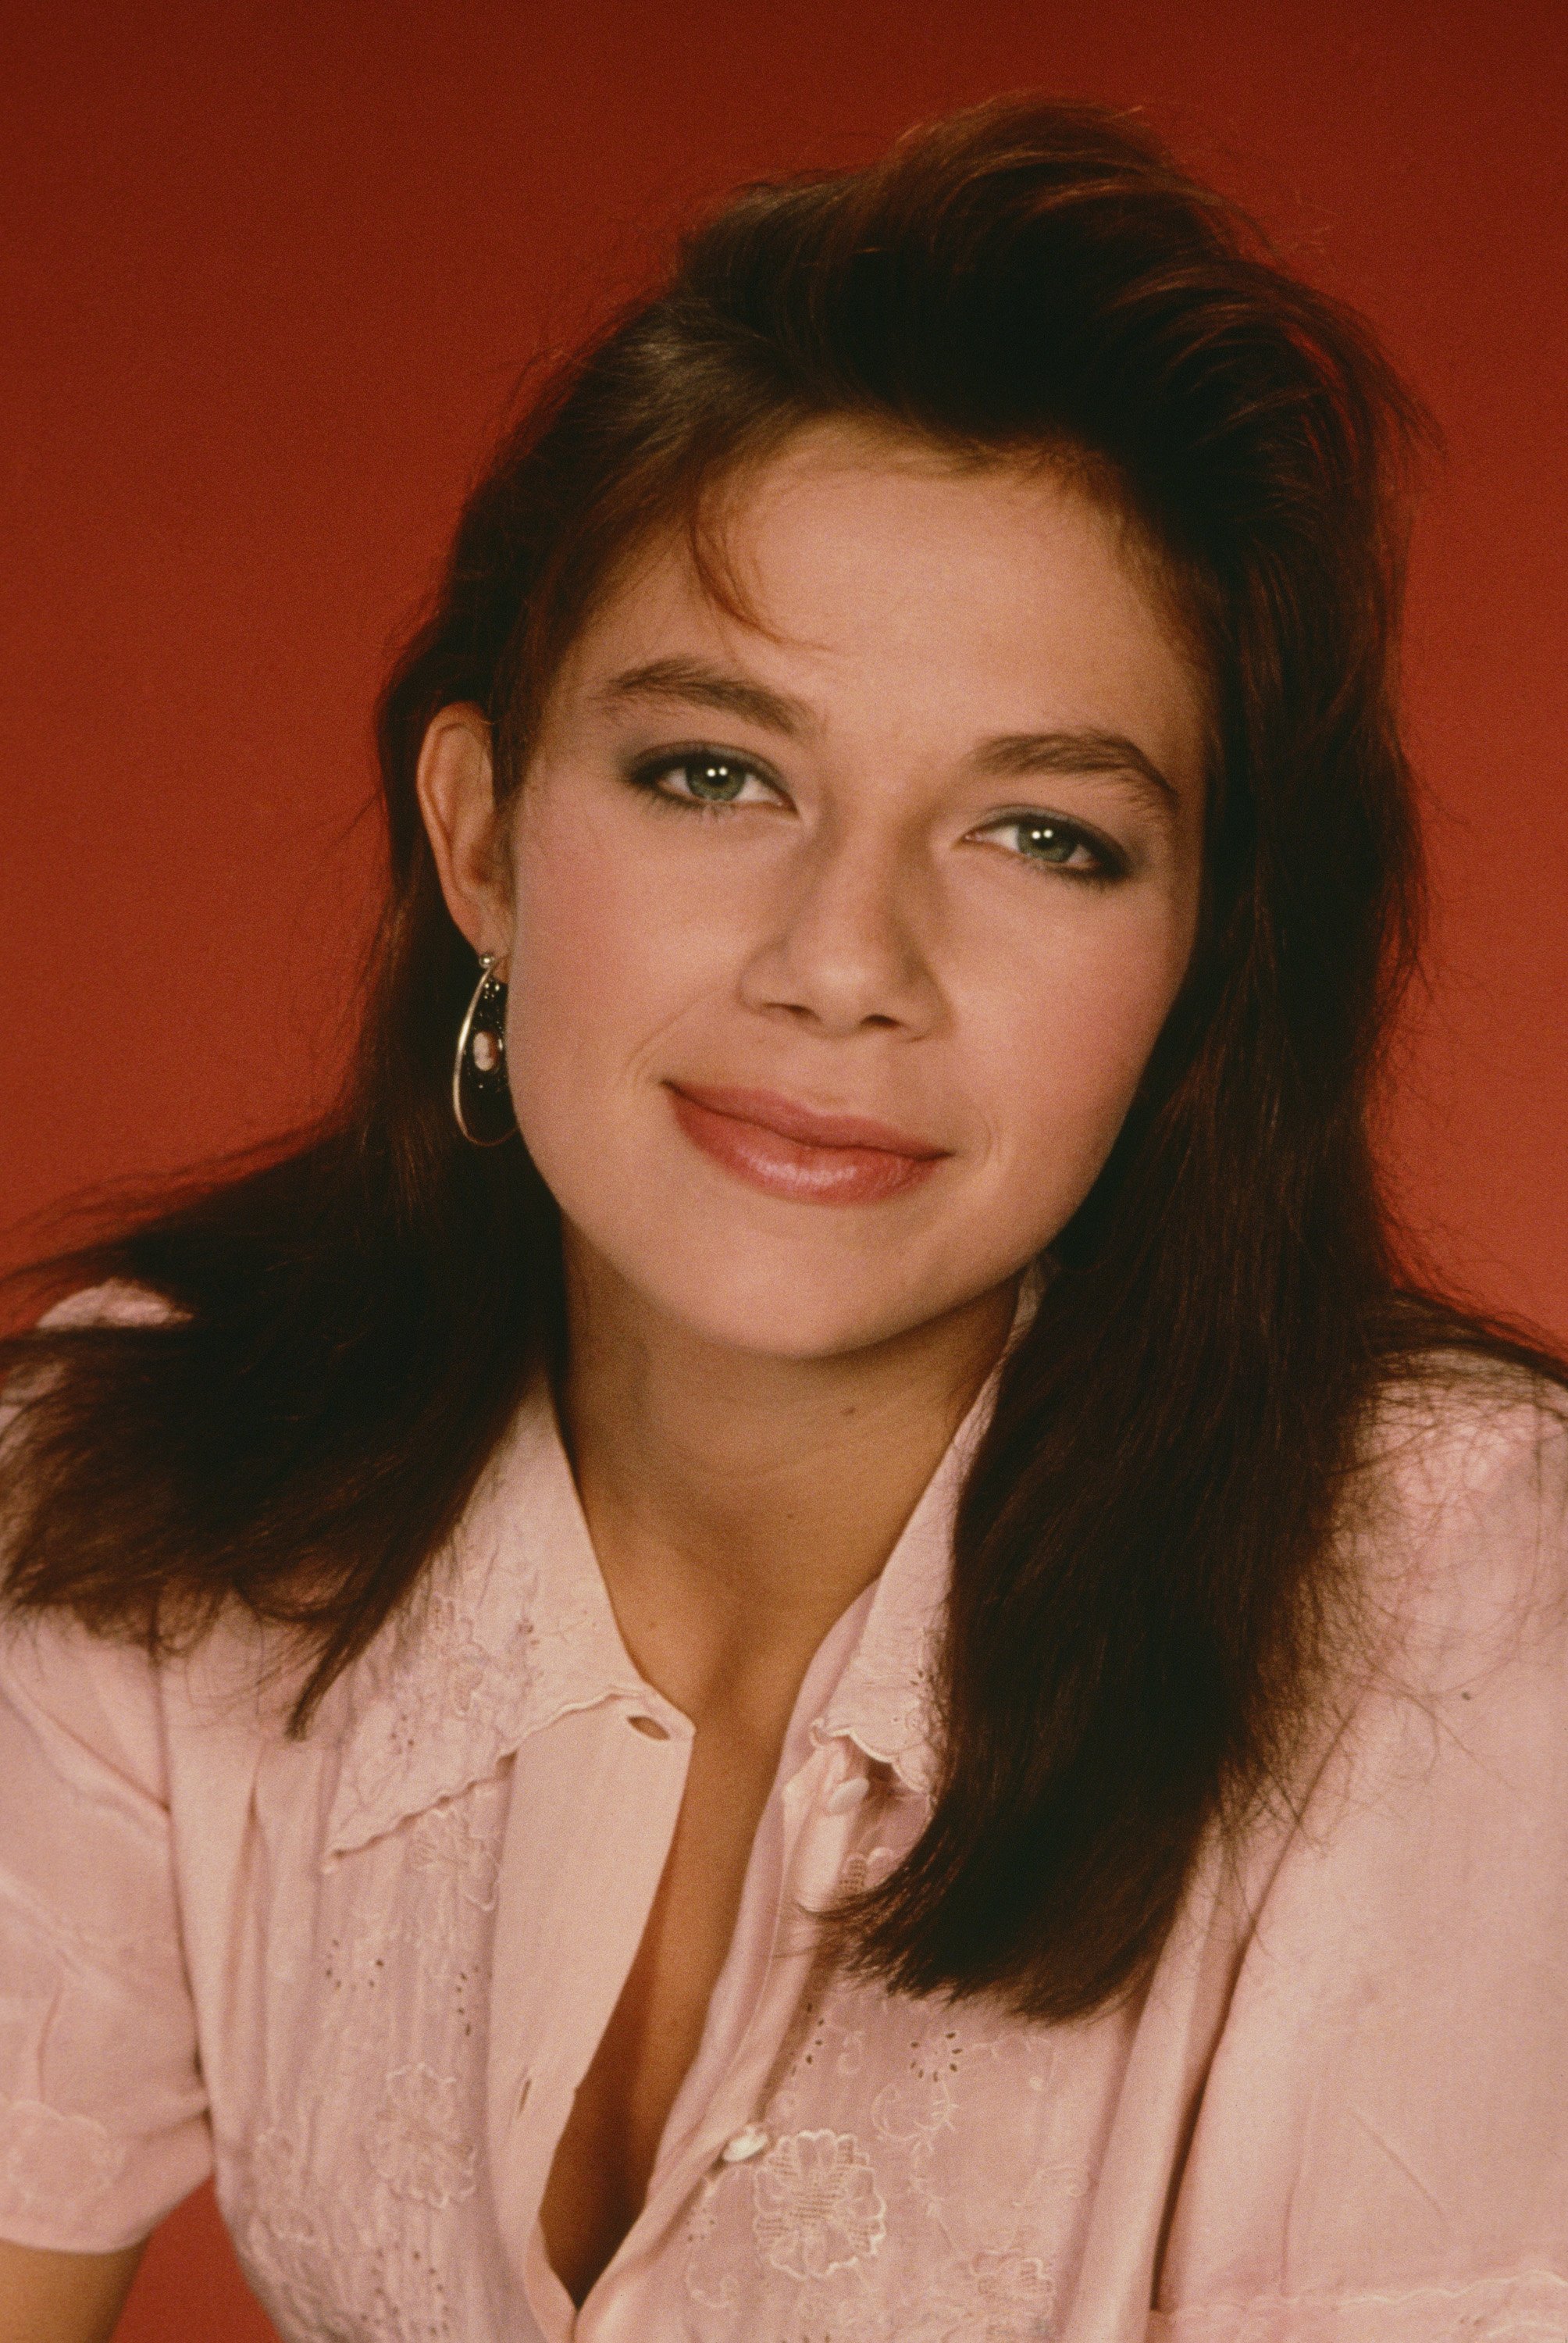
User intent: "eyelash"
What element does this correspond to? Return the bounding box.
[621,750,1129,886]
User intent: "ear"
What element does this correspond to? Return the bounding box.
[415,704,515,968]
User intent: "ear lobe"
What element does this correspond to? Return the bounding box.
[415,703,511,955]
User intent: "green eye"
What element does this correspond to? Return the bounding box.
[679,758,750,803]
[1017,818,1081,864]
[985,812,1123,882]
[623,750,782,825]
[625,751,772,811]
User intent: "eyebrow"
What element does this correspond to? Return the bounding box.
[593,655,1179,811]
[593,657,814,737]
[970,728,1179,811]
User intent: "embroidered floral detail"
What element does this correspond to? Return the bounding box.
[239,2248,361,2341]
[767,1979,871,2133]
[836,1842,904,1901]
[680,2173,743,2314]
[674,1935,1094,2341]
[237,2117,476,2341]
[324,1580,543,1856]
[413,1590,532,1729]
[820,1620,946,1798]
[409,1796,501,1948]
[937,2245,1057,2341]
[354,1591,538,1808]
[871,2017,1002,2147]
[364,2063,477,2208]
[752,2127,888,2279]
[0,2097,127,2213]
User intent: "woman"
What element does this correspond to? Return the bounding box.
[1,94,1565,2343]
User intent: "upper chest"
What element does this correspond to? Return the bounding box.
[536,1715,792,2298]
[212,1706,1129,2343]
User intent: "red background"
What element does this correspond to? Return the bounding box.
[1,2,1564,2334]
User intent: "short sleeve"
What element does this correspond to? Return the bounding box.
[0,1279,212,2250]
[1153,1377,1568,2338]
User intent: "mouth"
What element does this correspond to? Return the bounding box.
[663,1081,951,1208]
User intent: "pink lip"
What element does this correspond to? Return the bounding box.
[665,1082,950,1207]
[668,1083,947,1158]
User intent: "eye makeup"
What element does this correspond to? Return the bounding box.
[971,810,1128,883]
[616,744,1134,886]
[622,749,779,815]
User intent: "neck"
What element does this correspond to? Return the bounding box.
[551,1239,1022,1725]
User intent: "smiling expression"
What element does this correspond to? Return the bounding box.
[495,420,1210,1359]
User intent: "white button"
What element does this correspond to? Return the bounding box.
[825,1775,869,1814]
[627,1714,671,1740]
[720,2123,770,2163]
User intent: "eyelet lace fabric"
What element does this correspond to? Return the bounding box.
[227,1763,518,2343]
[678,1928,1096,2343]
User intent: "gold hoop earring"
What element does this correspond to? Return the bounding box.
[452,953,518,1147]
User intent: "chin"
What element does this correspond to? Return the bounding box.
[597,1242,943,1361]
[676,1278,912,1361]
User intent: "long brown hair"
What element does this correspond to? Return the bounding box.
[3,96,1563,2024]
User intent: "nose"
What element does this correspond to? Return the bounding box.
[736,821,941,1038]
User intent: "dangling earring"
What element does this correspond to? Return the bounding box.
[452,952,518,1147]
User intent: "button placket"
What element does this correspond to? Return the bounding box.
[483,1699,694,2294]
[623,1749,859,2229]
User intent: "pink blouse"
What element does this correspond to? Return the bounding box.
[2,1279,1567,2341]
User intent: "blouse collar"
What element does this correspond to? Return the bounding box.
[323,1257,1048,1859]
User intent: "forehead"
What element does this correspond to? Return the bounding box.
[549,422,1210,777]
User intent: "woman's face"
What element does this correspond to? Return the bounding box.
[453,422,1209,1359]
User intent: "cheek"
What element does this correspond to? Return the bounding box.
[976,901,1187,1191]
[516,847,639,1006]
[507,861,618,1084]
[501,818,706,1139]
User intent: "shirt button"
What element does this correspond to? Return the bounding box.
[825,1775,869,1814]
[627,1714,672,1740]
[721,2123,771,2163]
